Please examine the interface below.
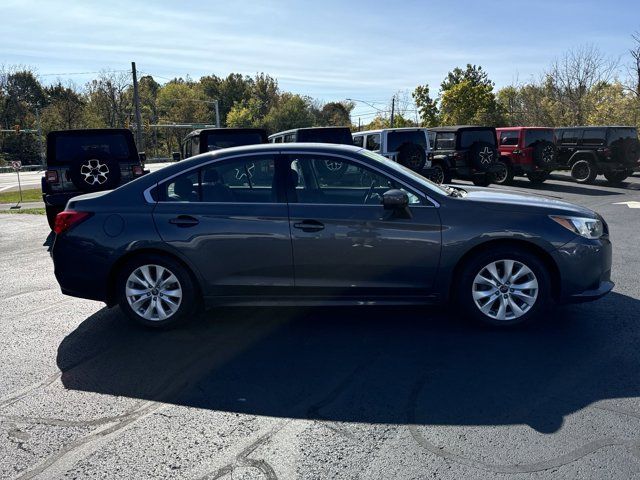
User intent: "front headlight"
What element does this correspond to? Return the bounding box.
[550,215,603,239]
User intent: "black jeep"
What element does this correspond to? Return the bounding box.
[428,126,500,186]
[42,129,146,229]
[181,128,268,159]
[555,126,640,184]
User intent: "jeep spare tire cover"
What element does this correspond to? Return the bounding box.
[532,140,557,168]
[468,141,498,171]
[69,151,121,192]
[314,158,349,179]
[396,142,426,171]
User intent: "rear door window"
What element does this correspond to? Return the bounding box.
[435,132,455,150]
[365,134,381,151]
[582,129,606,145]
[459,130,496,148]
[560,130,580,145]
[499,131,519,146]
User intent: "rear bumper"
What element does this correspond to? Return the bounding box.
[43,192,77,208]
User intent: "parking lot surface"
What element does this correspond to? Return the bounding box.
[1,172,640,479]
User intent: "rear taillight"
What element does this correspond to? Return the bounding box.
[132,165,144,176]
[54,211,92,235]
[45,170,59,184]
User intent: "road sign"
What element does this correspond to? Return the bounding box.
[11,161,22,171]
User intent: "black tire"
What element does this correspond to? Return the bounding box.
[472,174,492,187]
[117,254,200,329]
[456,246,552,328]
[313,158,348,180]
[45,205,63,230]
[603,171,629,184]
[68,151,121,193]
[428,163,452,184]
[532,141,557,168]
[527,171,550,185]
[570,159,597,184]
[492,160,514,185]
[396,143,426,172]
[468,141,498,172]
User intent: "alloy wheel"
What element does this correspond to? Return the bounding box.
[80,159,110,185]
[493,162,509,183]
[472,259,538,321]
[431,165,445,184]
[126,264,183,321]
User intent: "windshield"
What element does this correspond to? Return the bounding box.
[387,130,428,151]
[205,132,265,150]
[359,149,450,197]
[296,128,354,145]
[525,129,554,147]
[460,129,496,148]
[53,133,133,164]
[608,128,638,143]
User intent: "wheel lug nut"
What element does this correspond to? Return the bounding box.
[503,294,508,299]
[510,288,514,292]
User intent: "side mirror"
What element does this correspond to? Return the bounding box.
[138,152,147,163]
[172,152,181,162]
[382,189,409,210]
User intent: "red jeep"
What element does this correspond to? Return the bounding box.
[494,127,557,185]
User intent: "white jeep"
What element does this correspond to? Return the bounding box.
[352,128,432,174]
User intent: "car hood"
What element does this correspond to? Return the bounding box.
[460,188,597,218]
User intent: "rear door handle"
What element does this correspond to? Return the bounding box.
[293,219,325,232]
[169,215,199,227]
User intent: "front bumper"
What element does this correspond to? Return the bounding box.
[552,235,613,304]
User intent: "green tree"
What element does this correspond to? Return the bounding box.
[412,84,439,126]
[319,101,353,126]
[441,64,493,92]
[439,80,503,126]
[262,93,315,133]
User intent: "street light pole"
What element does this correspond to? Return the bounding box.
[390,95,395,128]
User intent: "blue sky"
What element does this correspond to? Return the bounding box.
[1,0,638,120]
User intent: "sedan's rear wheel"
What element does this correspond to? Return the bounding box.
[457,247,551,327]
[117,254,199,328]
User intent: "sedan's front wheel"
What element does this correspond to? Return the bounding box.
[117,254,199,328]
[457,247,551,327]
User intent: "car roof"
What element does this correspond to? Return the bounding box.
[428,125,495,133]
[495,126,553,131]
[353,127,428,135]
[48,128,133,137]
[555,126,636,130]
[268,126,351,138]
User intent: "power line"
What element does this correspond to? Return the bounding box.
[38,69,129,77]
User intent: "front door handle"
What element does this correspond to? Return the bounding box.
[169,215,199,227]
[293,219,325,232]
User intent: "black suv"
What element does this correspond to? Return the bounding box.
[428,126,500,186]
[181,128,268,159]
[42,129,146,229]
[555,126,640,184]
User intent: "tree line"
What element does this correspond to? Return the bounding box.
[1,35,639,165]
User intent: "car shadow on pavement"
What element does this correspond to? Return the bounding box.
[500,178,626,197]
[57,292,640,434]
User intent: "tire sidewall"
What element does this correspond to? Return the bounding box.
[571,159,596,184]
[397,143,426,171]
[492,160,512,185]
[116,254,198,328]
[457,247,551,328]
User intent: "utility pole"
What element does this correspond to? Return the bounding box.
[131,62,144,150]
[390,95,395,128]
[358,117,361,131]
[214,99,221,128]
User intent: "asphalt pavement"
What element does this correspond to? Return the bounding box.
[1,172,640,479]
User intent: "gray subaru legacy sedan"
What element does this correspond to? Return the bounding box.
[51,143,613,329]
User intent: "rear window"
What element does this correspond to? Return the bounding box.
[560,130,580,144]
[205,132,265,150]
[582,129,606,146]
[459,129,496,148]
[296,128,353,145]
[608,128,638,143]
[53,133,133,164]
[525,129,554,147]
[386,131,427,152]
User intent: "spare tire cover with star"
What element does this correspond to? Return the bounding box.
[69,151,121,192]
[468,141,498,171]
